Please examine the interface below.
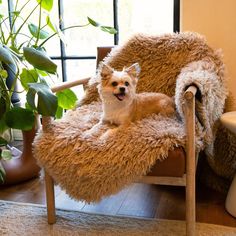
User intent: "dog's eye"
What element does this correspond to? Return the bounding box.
[111,82,118,87]
[125,81,129,86]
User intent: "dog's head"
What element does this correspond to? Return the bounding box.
[98,63,140,104]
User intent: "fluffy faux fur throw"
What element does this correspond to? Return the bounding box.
[33,32,229,202]
[34,104,187,202]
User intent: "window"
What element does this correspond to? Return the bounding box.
[2,0,180,98]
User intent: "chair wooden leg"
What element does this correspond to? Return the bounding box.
[186,167,196,236]
[184,87,196,236]
[45,170,56,224]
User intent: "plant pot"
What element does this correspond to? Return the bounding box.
[1,128,41,185]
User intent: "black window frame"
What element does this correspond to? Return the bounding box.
[5,0,180,82]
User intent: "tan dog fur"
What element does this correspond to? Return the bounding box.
[98,63,176,126]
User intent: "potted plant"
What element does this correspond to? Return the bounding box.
[0,0,116,184]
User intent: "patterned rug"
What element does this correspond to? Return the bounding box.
[0,200,236,236]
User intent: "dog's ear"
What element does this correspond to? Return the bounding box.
[124,63,141,79]
[100,63,113,80]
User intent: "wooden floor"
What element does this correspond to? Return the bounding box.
[0,174,236,228]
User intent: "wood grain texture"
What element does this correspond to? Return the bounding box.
[51,77,90,93]
[82,187,130,214]
[45,171,56,224]
[0,178,236,227]
[184,87,196,236]
[117,184,166,218]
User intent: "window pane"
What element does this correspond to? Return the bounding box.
[0,2,9,40]
[53,60,63,84]
[43,3,61,57]
[65,60,97,100]
[66,59,96,81]
[45,34,61,57]
[7,0,61,56]
[37,60,62,87]
[62,0,114,56]
[118,0,174,43]
[0,2,8,14]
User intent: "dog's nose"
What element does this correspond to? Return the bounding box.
[119,87,125,93]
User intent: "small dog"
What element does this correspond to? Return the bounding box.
[97,63,176,126]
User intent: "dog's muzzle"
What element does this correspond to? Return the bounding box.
[114,87,126,101]
[114,92,126,101]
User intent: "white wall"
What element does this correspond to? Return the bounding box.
[181,0,236,99]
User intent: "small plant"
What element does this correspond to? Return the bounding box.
[0,138,11,183]
[0,0,116,181]
[0,0,116,135]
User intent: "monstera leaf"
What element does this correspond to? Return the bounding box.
[5,107,35,130]
[28,23,49,39]
[87,17,117,34]
[20,68,39,89]
[36,0,53,11]
[56,89,77,109]
[0,45,16,65]
[27,82,58,116]
[23,47,57,74]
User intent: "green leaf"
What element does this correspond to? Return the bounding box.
[12,11,20,17]
[0,117,8,134]
[1,149,12,160]
[0,162,6,183]
[5,107,35,130]
[28,23,49,39]
[0,96,7,120]
[0,174,4,183]
[87,17,100,27]
[36,0,53,12]
[46,16,67,44]
[0,69,8,79]
[46,15,57,33]
[87,17,117,35]
[20,68,39,90]
[26,88,37,110]
[0,86,10,115]
[100,26,117,34]
[0,90,11,131]
[27,83,58,116]
[25,101,34,111]
[10,45,21,54]
[23,47,57,74]
[0,45,15,65]
[0,137,8,146]
[56,89,77,110]
[55,105,63,119]
[36,69,48,76]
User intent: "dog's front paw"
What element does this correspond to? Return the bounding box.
[99,128,118,141]
[82,122,103,139]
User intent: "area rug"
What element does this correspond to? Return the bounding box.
[1,200,236,236]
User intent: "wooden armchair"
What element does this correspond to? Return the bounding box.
[41,46,198,236]
[34,31,227,236]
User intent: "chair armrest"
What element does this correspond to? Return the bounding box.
[41,77,90,130]
[184,86,197,100]
[50,77,90,93]
[184,85,197,165]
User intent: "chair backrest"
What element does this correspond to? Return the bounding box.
[81,32,224,106]
[96,47,113,68]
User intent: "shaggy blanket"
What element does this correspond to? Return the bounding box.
[33,32,228,202]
